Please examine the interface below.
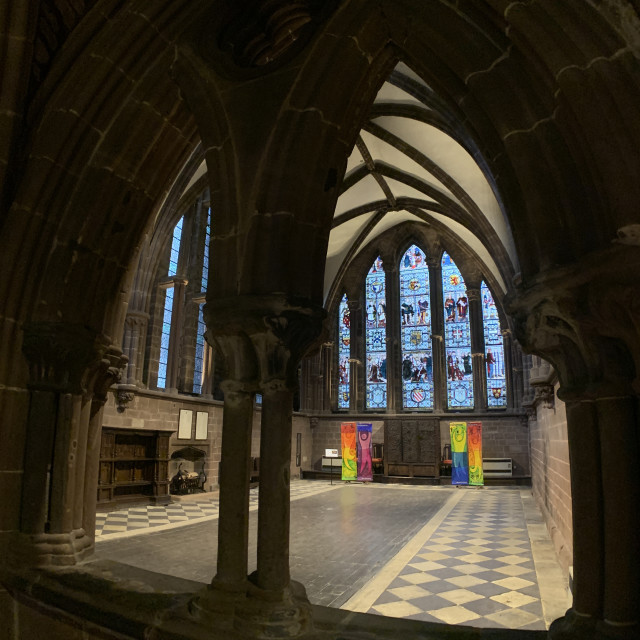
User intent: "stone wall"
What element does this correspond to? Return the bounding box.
[439,417,531,476]
[101,391,312,491]
[309,415,529,475]
[529,384,573,572]
[309,418,385,469]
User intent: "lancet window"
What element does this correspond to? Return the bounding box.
[365,257,387,409]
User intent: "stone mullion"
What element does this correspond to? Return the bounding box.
[385,265,399,412]
[429,261,445,412]
[146,284,165,389]
[165,278,188,393]
[503,331,516,410]
[347,298,361,412]
[467,287,486,412]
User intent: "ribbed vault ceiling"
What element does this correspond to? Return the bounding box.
[181,62,519,305]
[325,62,518,303]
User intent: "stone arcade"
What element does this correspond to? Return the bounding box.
[1,2,639,639]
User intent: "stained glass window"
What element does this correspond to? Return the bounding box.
[192,302,206,394]
[365,256,387,409]
[337,294,350,409]
[157,286,174,389]
[442,252,474,409]
[399,245,433,410]
[168,216,184,277]
[482,281,507,407]
[158,217,184,390]
[201,207,211,292]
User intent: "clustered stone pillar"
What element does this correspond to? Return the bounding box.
[18,323,126,566]
[510,274,640,640]
[189,299,323,638]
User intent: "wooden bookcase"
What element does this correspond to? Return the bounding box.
[97,427,173,509]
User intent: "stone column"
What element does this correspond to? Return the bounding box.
[200,342,215,399]
[509,260,640,640]
[215,379,254,587]
[561,393,604,622]
[122,311,149,386]
[596,391,640,627]
[19,323,125,566]
[83,347,128,543]
[255,380,293,592]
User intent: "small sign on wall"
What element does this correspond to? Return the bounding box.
[195,411,208,440]
[178,409,193,439]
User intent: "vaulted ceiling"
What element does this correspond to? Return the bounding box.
[324,62,518,302]
[180,61,519,304]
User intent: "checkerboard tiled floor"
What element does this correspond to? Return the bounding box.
[366,491,546,630]
[95,480,335,537]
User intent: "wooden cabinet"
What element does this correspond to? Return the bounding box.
[97,428,173,508]
[384,418,440,477]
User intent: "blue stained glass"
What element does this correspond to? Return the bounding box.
[482,281,507,408]
[168,216,184,276]
[365,256,387,409]
[201,207,211,292]
[337,294,350,409]
[193,303,206,394]
[399,245,433,410]
[157,286,175,390]
[442,252,474,409]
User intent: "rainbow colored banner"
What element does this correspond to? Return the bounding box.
[341,422,357,481]
[450,422,469,485]
[356,423,373,482]
[468,422,484,486]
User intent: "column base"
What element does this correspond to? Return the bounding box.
[550,609,640,640]
[13,529,93,568]
[158,577,313,640]
[235,577,313,639]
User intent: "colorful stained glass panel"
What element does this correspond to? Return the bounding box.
[193,302,206,394]
[365,257,387,409]
[337,294,350,409]
[442,252,474,409]
[481,281,507,407]
[399,245,433,409]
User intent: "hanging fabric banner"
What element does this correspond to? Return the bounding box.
[450,422,469,485]
[356,423,373,482]
[468,421,484,486]
[341,422,357,481]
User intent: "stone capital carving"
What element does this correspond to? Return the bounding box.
[507,248,640,400]
[22,322,111,394]
[466,287,481,302]
[124,310,150,327]
[205,294,326,388]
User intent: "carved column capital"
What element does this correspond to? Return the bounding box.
[205,294,326,388]
[507,251,640,400]
[22,322,111,394]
